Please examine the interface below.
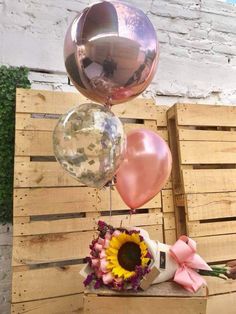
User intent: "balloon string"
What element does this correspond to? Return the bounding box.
[105,97,112,109]
[109,183,112,221]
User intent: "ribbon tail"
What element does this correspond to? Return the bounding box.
[173,266,206,293]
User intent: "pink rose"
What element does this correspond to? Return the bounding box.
[94,243,103,252]
[95,269,103,279]
[91,258,100,268]
[102,272,114,284]
[104,239,110,248]
[105,232,112,240]
[100,249,106,259]
[97,237,105,246]
[100,258,108,273]
[113,230,121,237]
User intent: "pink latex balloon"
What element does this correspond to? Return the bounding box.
[115,129,172,209]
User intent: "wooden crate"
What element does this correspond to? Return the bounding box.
[206,276,236,314]
[167,103,236,260]
[83,282,207,314]
[11,88,176,314]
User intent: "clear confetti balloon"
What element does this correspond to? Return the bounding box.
[53,103,126,188]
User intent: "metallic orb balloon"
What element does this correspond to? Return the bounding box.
[53,103,126,188]
[64,1,159,105]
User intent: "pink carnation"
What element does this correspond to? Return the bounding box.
[113,230,121,237]
[100,249,106,259]
[94,243,103,252]
[102,272,114,284]
[100,258,108,273]
[104,239,110,248]
[97,237,105,246]
[91,258,100,268]
[105,232,112,240]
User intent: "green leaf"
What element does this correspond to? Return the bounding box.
[0,66,31,223]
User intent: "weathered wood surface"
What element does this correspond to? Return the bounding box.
[168,103,236,267]
[12,89,172,313]
[83,295,207,314]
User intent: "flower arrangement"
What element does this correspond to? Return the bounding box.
[82,221,231,293]
[83,221,153,290]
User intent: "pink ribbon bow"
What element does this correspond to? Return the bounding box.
[170,235,212,292]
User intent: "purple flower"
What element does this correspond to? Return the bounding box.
[98,220,106,231]
[94,279,103,289]
[83,273,95,287]
[145,251,152,259]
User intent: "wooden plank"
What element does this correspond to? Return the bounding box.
[15,128,168,158]
[12,225,163,266]
[125,123,154,133]
[164,229,177,245]
[14,213,163,236]
[12,265,84,302]
[205,276,236,295]
[163,177,173,190]
[15,113,58,132]
[180,141,236,164]
[86,281,207,297]
[176,103,236,127]
[178,128,236,142]
[162,190,174,213]
[14,187,162,217]
[175,195,185,207]
[13,187,97,216]
[195,234,236,263]
[113,101,166,124]
[167,114,183,194]
[12,294,84,314]
[182,169,236,193]
[156,129,168,141]
[12,231,96,266]
[186,192,236,221]
[16,89,165,122]
[144,225,164,242]
[15,130,53,156]
[167,105,176,120]
[14,160,83,188]
[144,120,157,131]
[84,296,207,314]
[163,213,176,230]
[207,293,236,314]
[15,113,162,135]
[144,120,170,141]
[188,220,236,237]
[16,88,87,114]
[97,188,161,213]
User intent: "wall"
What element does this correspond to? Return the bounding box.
[0,0,236,313]
[0,0,236,104]
[0,224,12,314]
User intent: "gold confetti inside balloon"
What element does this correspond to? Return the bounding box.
[53,103,126,188]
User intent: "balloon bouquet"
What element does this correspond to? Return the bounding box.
[53,1,172,210]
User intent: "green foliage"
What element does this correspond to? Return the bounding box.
[0,66,30,223]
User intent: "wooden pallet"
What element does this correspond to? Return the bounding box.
[205,276,236,314]
[83,282,207,314]
[167,103,236,264]
[11,88,176,314]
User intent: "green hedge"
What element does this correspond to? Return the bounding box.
[0,66,30,223]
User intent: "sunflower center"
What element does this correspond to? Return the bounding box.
[117,241,141,271]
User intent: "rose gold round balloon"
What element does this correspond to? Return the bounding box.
[64,1,159,105]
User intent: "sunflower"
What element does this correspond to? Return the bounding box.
[106,232,150,280]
